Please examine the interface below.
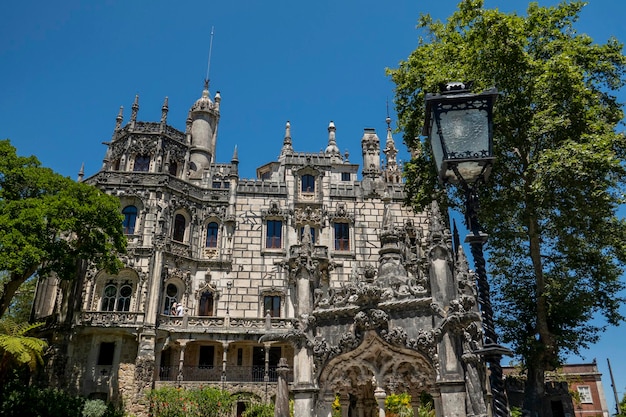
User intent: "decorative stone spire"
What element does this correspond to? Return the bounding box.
[383,115,401,183]
[130,95,139,126]
[160,96,169,126]
[280,121,294,158]
[77,162,85,182]
[325,121,341,160]
[229,146,239,177]
[114,106,124,132]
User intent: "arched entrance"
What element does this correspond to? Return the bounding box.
[317,331,437,417]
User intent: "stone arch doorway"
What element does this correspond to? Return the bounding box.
[317,331,437,417]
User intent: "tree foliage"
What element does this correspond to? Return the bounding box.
[388,0,626,413]
[0,139,126,319]
[0,318,47,381]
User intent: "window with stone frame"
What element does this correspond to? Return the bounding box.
[341,172,351,181]
[122,205,138,235]
[97,342,115,366]
[577,385,593,403]
[263,295,281,317]
[206,222,219,248]
[133,154,150,172]
[100,280,133,312]
[266,220,282,249]
[301,174,315,193]
[198,291,214,316]
[334,222,350,251]
[163,283,181,315]
[172,213,186,242]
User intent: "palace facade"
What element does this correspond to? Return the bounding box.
[33,83,487,417]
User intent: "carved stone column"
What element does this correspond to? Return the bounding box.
[275,358,290,417]
[374,386,386,417]
[221,342,229,386]
[176,340,188,384]
[340,392,350,417]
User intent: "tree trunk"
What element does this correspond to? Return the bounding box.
[525,214,555,417]
[0,272,31,319]
[524,362,547,417]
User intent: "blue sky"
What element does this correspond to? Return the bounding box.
[1,0,625,412]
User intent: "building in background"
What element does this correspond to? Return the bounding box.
[504,361,610,417]
[34,82,489,417]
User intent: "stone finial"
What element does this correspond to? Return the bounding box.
[325,121,340,157]
[114,106,124,131]
[130,95,139,124]
[160,96,169,125]
[280,121,294,157]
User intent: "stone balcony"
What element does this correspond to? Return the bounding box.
[76,311,145,327]
[158,315,296,335]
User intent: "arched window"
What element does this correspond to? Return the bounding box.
[133,154,150,172]
[122,205,138,235]
[206,222,219,248]
[100,280,133,312]
[199,292,214,316]
[164,283,179,315]
[173,214,186,242]
[301,174,315,193]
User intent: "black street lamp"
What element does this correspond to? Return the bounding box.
[226,281,233,316]
[423,81,511,417]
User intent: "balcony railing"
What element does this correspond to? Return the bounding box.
[76,311,145,327]
[159,366,291,383]
[159,315,296,332]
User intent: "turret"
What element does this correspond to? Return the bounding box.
[361,128,381,177]
[188,80,220,175]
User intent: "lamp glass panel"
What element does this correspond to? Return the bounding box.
[438,105,489,160]
[429,113,445,176]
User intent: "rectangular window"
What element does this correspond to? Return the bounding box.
[264,295,281,317]
[266,220,282,249]
[334,223,350,251]
[97,342,115,366]
[577,386,592,403]
[212,181,222,188]
[199,345,215,368]
[237,348,243,366]
[301,174,315,192]
[341,172,351,181]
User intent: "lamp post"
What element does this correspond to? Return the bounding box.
[226,281,233,316]
[423,82,511,417]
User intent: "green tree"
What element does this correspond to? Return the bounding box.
[388,1,626,415]
[0,318,47,381]
[0,139,126,319]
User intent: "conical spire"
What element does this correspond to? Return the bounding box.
[280,121,294,157]
[383,115,401,183]
[160,96,169,124]
[114,106,124,131]
[130,95,139,124]
[77,162,85,182]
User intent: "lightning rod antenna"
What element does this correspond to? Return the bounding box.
[205,26,215,84]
